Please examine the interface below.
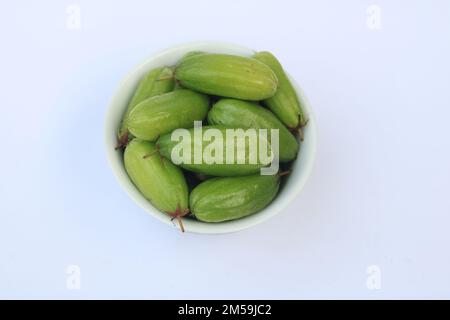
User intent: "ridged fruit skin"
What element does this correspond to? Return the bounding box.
[119,67,175,140]
[124,139,188,214]
[156,125,271,176]
[190,175,280,222]
[253,51,307,128]
[128,89,209,141]
[207,99,299,162]
[175,53,278,101]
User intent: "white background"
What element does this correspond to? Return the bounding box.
[1,0,449,299]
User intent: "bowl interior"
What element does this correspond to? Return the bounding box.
[105,42,317,234]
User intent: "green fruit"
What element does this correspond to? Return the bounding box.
[118,67,175,144]
[156,125,273,176]
[253,51,307,128]
[128,89,209,141]
[207,99,299,162]
[173,52,206,91]
[124,139,189,231]
[174,53,278,100]
[190,175,280,222]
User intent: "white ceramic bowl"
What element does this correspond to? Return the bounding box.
[105,41,317,234]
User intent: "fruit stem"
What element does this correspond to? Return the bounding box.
[195,173,208,181]
[297,127,304,141]
[168,207,189,233]
[177,216,185,233]
[277,170,291,177]
[300,117,309,128]
[296,115,309,141]
[156,75,175,81]
[142,144,161,159]
[142,150,159,159]
[115,132,129,150]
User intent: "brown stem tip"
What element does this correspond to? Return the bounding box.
[277,170,291,177]
[300,118,309,128]
[295,116,309,142]
[115,132,129,150]
[168,206,190,233]
[297,127,304,142]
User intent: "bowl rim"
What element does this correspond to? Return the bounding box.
[104,41,317,234]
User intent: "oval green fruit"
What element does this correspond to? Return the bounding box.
[174,53,278,101]
[207,99,299,162]
[253,51,307,128]
[190,175,280,222]
[118,67,175,144]
[156,125,273,176]
[124,139,189,231]
[128,89,209,141]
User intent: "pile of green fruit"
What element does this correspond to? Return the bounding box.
[116,51,307,232]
